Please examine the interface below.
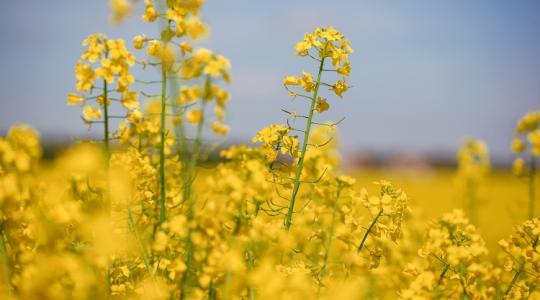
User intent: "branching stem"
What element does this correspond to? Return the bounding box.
[158,66,167,224]
[358,209,384,252]
[283,56,326,230]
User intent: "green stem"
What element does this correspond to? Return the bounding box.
[506,236,539,295]
[320,186,342,280]
[208,281,217,300]
[283,56,326,230]
[127,206,153,278]
[438,264,450,284]
[183,76,210,217]
[528,155,537,220]
[458,270,469,299]
[506,259,525,296]
[103,78,110,160]
[357,208,384,252]
[179,233,194,300]
[180,77,210,300]
[158,66,167,224]
[434,264,450,300]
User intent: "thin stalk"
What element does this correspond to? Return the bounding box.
[506,260,524,296]
[101,45,111,162]
[0,227,12,296]
[458,270,469,299]
[438,264,450,284]
[208,281,217,300]
[357,209,384,252]
[506,236,539,295]
[103,78,110,159]
[284,56,326,230]
[179,236,194,300]
[158,66,167,224]
[528,155,537,219]
[434,264,450,299]
[180,77,210,299]
[184,76,210,217]
[127,206,153,278]
[320,186,342,280]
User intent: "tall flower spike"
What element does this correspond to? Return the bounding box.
[511,110,540,219]
[67,33,137,156]
[281,27,353,230]
[456,138,490,225]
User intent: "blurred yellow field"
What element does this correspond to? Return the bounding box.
[349,168,528,254]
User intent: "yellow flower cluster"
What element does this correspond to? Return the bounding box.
[141,0,207,40]
[499,218,540,299]
[284,27,353,101]
[5,0,540,297]
[181,49,232,82]
[358,181,409,246]
[512,110,540,176]
[178,49,232,134]
[67,34,138,125]
[251,124,298,161]
[456,139,490,224]
[109,0,132,24]
[402,210,498,299]
[457,139,490,180]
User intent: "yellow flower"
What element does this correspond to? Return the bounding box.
[300,71,315,92]
[126,109,142,123]
[315,97,329,113]
[82,106,102,120]
[133,35,147,50]
[75,62,95,92]
[95,58,115,83]
[81,34,106,62]
[185,17,208,40]
[282,135,299,157]
[337,61,351,76]
[146,39,162,56]
[516,111,539,134]
[294,27,353,66]
[142,0,158,22]
[214,106,225,121]
[511,138,526,153]
[513,157,525,176]
[97,95,110,107]
[109,0,132,24]
[332,80,349,97]
[203,55,231,77]
[66,93,84,105]
[252,124,289,145]
[180,42,192,56]
[295,40,312,56]
[187,109,202,124]
[178,86,201,104]
[283,76,300,86]
[121,91,139,110]
[212,122,229,136]
[528,130,540,156]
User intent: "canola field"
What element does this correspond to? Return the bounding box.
[1,1,539,299]
[349,168,526,254]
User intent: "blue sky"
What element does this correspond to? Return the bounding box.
[1,1,539,161]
